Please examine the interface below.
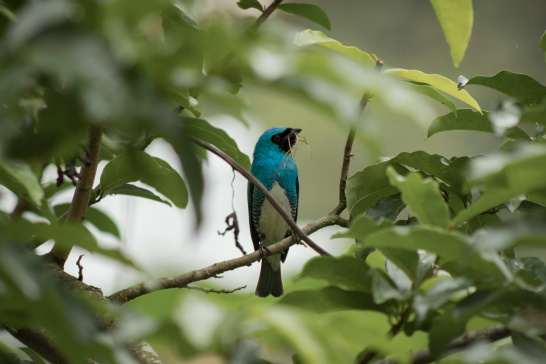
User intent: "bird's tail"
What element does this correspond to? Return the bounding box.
[255,259,283,298]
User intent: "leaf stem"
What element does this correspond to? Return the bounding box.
[331,55,385,216]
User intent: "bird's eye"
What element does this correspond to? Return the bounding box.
[272,135,281,143]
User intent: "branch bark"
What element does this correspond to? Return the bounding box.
[191,137,331,257]
[371,324,511,364]
[108,214,342,304]
[47,124,102,268]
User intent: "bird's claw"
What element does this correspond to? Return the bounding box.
[258,244,270,261]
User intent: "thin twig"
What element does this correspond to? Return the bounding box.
[371,324,511,364]
[185,285,247,294]
[76,255,84,282]
[254,0,284,29]
[47,125,102,268]
[191,137,331,257]
[218,211,246,255]
[108,214,343,304]
[331,55,386,216]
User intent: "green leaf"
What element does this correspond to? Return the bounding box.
[387,167,450,229]
[348,151,469,219]
[183,118,251,170]
[31,222,133,266]
[465,214,501,235]
[236,0,263,11]
[297,256,373,293]
[428,305,466,358]
[19,347,47,364]
[365,194,405,222]
[53,204,121,239]
[384,69,481,112]
[361,226,467,265]
[453,145,546,226]
[347,162,409,218]
[333,215,392,240]
[381,248,419,282]
[278,287,383,313]
[391,151,469,192]
[102,184,171,206]
[141,157,188,208]
[407,83,457,114]
[278,4,331,30]
[427,109,530,140]
[100,151,188,208]
[430,0,473,68]
[0,160,44,207]
[371,269,408,304]
[467,71,546,106]
[293,29,375,67]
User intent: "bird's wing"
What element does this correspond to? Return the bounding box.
[248,181,261,252]
[281,175,298,263]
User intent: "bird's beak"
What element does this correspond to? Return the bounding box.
[284,128,302,141]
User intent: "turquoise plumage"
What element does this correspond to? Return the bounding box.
[248,127,301,297]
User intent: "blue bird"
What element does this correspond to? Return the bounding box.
[248,127,301,297]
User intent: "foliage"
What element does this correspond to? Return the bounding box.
[0,1,545,364]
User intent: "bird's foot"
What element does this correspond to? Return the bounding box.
[258,243,271,261]
[291,231,304,246]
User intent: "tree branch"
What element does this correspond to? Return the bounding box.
[47,125,102,268]
[4,325,68,364]
[191,137,331,257]
[129,342,164,364]
[371,324,511,364]
[185,285,247,294]
[331,55,386,216]
[254,0,284,28]
[108,214,342,304]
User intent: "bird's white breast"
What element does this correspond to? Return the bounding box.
[259,181,292,270]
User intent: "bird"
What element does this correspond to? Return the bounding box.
[248,127,301,297]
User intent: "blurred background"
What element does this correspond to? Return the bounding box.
[1,0,545,362]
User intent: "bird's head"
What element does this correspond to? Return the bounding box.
[256,127,302,154]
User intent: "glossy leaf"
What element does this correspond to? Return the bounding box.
[407,83,457,114]
[361,226,468,264]
[278,4,331,30]
[385,68,481,112]
[333,214,392,240]
[347,162,409,218]
[428,109,530,140]
[102,184,171,206]
[297,256,373,293]
[100,151,188,208]
[236,0,263,11]
[371,269,408,304]
[467,70,546,106]
[294,30,375,67]
[453,145,546,226]
[430,0,473,68]
[183,117,251,170]
[0,160,44,207]
[365,194,405,222]
[53,204,121,239]
[387,167,450,229]
[392,151,469,192]
[278,287,383,313]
